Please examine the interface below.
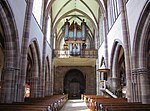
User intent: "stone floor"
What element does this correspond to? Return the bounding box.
[60,99,91,111]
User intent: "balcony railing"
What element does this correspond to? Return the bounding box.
[53,49,97,58]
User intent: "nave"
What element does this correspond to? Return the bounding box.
[0,94,150,111]
[60,99,90,111]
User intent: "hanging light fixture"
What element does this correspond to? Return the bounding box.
[97,60,110,72]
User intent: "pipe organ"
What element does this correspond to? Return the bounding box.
[63,19,87,56]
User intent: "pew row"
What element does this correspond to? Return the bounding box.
[0,94,68,111]
[81,94,150,111]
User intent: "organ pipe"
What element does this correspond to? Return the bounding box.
[81,19,86,41]
[64,19,69,41]
[63,19,88,56]
[69,43,73,55]
[74,22,77,40]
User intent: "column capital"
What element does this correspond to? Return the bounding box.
[132,67,150,75]
[137,67,150,75]
[3,67,20,72]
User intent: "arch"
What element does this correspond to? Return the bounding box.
[64,69,86,99]
[43,0,107,49]
[53,9,96,31]
[110,41,126,98]
[25,40,41,98]
[45,56,51,96]
[32,40,42,97]
[0,1,20,103]
[132,2,150,103]
[110,40,124,76]
[0,18,4,87]
[56,16,94,41]
[46,0,106,17]
[132,1,150,68]
[26,43,38,98]
[29,39,42,78]
[46,0,106,25]
[44,0,107,40]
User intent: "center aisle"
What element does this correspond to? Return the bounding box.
[60,99,91,111]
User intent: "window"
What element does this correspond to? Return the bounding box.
[32,0,43,26]
[46,15,51,44]
[107,0,120,29]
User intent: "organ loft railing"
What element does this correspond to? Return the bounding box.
[54,19,97,58]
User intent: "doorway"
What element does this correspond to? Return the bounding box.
[64,69,86,99]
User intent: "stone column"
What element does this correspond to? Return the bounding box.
[132,69,142,102]
[48,62,53,95]
[45,65,48,96]
[103,16,109,67]
[17,0,34,102]
[40,12,49,97]
[138,67,150,104]
[30,77,38,98]
[118,0,132,102]
[0,2,20,103]
[1,68,19,103]
[111,44,121,91]
[30,45,39,98]
[96,60,101,95]
[51,67,54,95]
[47,77,51,95]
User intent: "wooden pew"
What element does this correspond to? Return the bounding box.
[0,94,68,111]
[82,94,150,111]
[0,106,47,111]
[82,94,105,102]
[102,103,150,111]
[90,98,127,110]
[82,95,126,109]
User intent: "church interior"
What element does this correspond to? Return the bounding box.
[0,0,150,110]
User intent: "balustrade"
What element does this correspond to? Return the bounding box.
[54,49,97,58]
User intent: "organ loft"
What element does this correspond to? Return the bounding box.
[63,19,87,56]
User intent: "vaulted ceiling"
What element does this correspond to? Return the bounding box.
[47,0,106,41]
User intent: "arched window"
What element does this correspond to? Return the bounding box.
[107,0,120,29]
[47,15,51,44]
[32,0,43,26]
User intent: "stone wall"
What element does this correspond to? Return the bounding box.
[54,66,96,95]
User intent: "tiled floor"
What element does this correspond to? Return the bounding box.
[60,99,91,111]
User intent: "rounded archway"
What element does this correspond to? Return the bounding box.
[64,69,85,99]
[0,1,20,103]
[132,2,150,103]
[25,40,41,98]
[110,41,126,98]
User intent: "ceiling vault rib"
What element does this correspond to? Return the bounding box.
[47,0,56,14]
[80,0,98,26]
[49,0,104,44]
[52,0,72,26]
[64,14,85,18]
[70,9,96,32]
[53,9,74,30]
[53,9,96,31]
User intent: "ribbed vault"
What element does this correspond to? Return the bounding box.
[46,0,106,41]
